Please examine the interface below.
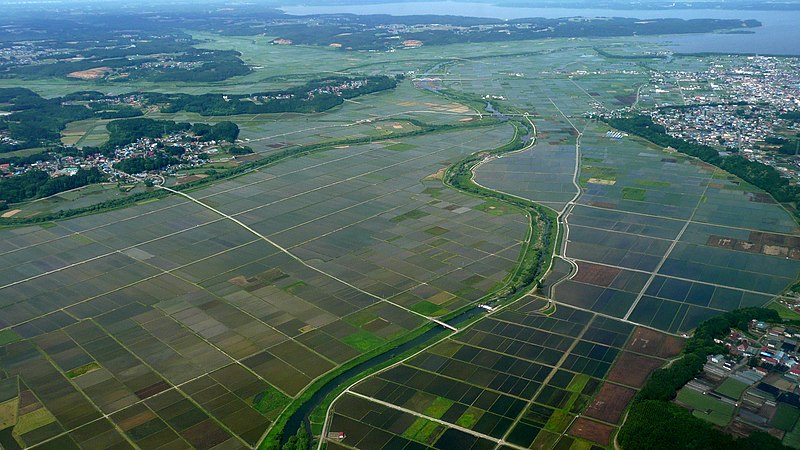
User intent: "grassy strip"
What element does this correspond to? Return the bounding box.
[65,362,100,379]
[767,301,800,321]
[257,324,443,450]
[269,113,557,449]
[443,120,558,303]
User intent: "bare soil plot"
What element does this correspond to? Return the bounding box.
[707,232,800,260]
[607,352,665,388]
[626,326,685,359]
[584,382,635,424]
[572,262,621,287]
[568,417,615,445]
[67,67,111,79]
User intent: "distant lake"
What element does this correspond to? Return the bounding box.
[280,1,800,55]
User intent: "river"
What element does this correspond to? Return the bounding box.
[279,306,487,446]
[280,1,800,55]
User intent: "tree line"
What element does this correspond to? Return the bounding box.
[148,76,398,116]
[605,115,800,209]
[0,167,106,206]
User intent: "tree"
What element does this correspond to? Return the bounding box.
[0,168,106,203]
[281,427,309,450]
[105,118,191,149]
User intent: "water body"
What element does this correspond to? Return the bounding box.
[280,1,800,55]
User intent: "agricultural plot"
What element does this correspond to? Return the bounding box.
[714,378,749,401]
[144,82,477,156]
[772,403,800,433]
[41,81,481,218]
[474,113,579,212]
[2,31,799,450]
[327,299,681,449]
[9,183,149,219]
[553,121,800,332]
[0,124,530,448]
[432,43,799,333]
[783,414,800,448]
[451,50,608,211]
[676,387,735,427]
[60,118,111,148]
[58,83,472,156]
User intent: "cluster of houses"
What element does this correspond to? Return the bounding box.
[598,55,800,182]
[0,130,21,147]
[651,104,781,151]
[682,319,800,440]
[0,154,93,178]
[653,57,798,138]
[307,78,370,98]
[139,58,204,71]
[111,132,222,173]
[1,131,224,183]
[247,78,374,104]
[646,56,800,111]
[0,42,68,67]
[648,57,799,147]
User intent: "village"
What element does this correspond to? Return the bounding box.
[0,130,230,184]
[593,55,800,183]
[645,56,800,181]
[0,41,70,68]
[675,314,800,444]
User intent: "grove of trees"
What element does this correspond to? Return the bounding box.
[0,167,106,204]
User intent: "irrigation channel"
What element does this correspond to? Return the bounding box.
[280,306,487,447]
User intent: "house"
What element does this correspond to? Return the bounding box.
[738,341,751,353]
[762,356,780,366]
[770,326,786,337]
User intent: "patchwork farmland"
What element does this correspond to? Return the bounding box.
[0,30,798,450]
[324,40,800,450]
[0,123,531,448]
[324,299,682,449]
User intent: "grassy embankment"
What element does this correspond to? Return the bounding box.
[262,112,558,449]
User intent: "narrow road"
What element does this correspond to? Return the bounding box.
[344,390,531,450]
[546,96,584,296]
[623,168,718,321]
[157,185,458,332]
